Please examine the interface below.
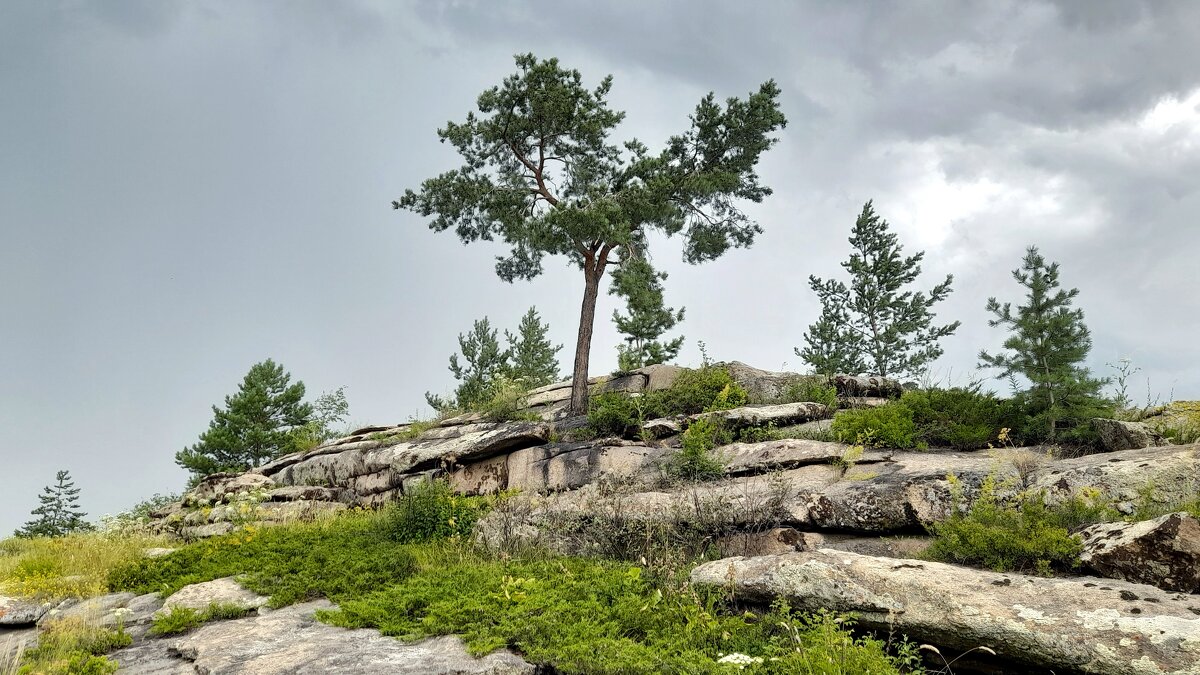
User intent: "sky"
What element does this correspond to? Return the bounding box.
[3,0,1199,535]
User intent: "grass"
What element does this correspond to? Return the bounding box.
[100,480,921,674]
[0,533,169,601]
[6,617,130,675]
[150,602,255,636]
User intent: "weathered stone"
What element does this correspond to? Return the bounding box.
[264,485,354,503]
[692,550,1200,675]
[0,626,37,666]
[40,591,163,634]
[718,438,887,476]
[452,442,671,495]
[157,577,269,617]
[793,533,932,559]
[114,600,535,674]
[1031,444,1200,508]
[0,595,50,626]
[1093,417,1168,452]
[692,401,830,430]
[1079,512,1200,593]
[640,417,682,439]
[179,522,235,539]
[720,361,803,403]
[829,374,902,398]
[185,473,276,506]
[716,528,802,557]
[642,363,684,391]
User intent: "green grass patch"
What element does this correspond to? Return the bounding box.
[587,366,750,437]
[831,403,918,449]
[0,532,169,600]
[150,602,256,636]
[13,618,130,674]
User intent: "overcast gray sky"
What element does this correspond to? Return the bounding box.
[3,0,1199,535]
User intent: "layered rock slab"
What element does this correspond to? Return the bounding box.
[112,600,534,674]
[692,550,1200,675]
[1080,512,1200,593]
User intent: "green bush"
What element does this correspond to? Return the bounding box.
[150,602,254,636]
[925,476,1110,574]
[654,366,748,415]
[378,479,483,543]
[478,376,539,422]
[16,619,130,675]
[830,403,916,449]
[901,387,1013,450]
[782,377,838,411]
[587,366,749,438]
[667,418,729,480]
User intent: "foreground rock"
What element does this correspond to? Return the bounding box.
[1080,512,1200,593]
[157,577,269,617]
[0,595,50,626]
[1092,418,1167,452]
[693,550,1200,675]
[112,600,535,674]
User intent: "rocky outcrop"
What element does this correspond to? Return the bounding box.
[692,550,1200,675]
[157,577,270,617]
[1093,417,1167,452]
[1079,512,1200,593]
[111,600,535,674]
[1031,444,1199,510]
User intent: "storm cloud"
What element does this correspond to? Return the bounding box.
[2,0,1198,534]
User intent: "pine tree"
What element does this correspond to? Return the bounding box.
[979,246,1110,441]
[15,470,92,538]
[176,359,313,479]
[797,201,960,378]
[611,256,684,370]
[397,54,785,413]
[426,317,509,411]
[505,307,562,388]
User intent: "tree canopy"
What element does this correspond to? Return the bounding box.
[506,307,562,388]
[979,246,1109,441]
[176,359,313,480]
[797,201,960,378]
[397,53,786,412]
[15,470,92,538]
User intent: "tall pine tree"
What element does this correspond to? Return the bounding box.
[15,470,92,538]
[611,256,684,371]
[505,307,561,388]
[797,201,960,378]
[176,359,313,479]
[979,246,1109,442]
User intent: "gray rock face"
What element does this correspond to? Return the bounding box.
[1080,512,1200,593]
[1093,417,1168,452]
[185,473,276,506]
[1031,444,1200,508]
[0,595,50,626]
[0,625,37,666]
[718,438,887,476]
[451,442,672,496]
[113,601,535,674]
[157,577,270,617]
[829,374,903,398]
[692,550,1200,675]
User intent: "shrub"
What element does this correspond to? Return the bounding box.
[830,403,916,449]
[782,377,838,411]
[378,479,483,544]
[667,418,729,480]
[478,376,538,422]
[655,367,748,415]
[150,602,254,636]
[586,391,644,437]
[925,476,1110,574]
[901,387,1014,450]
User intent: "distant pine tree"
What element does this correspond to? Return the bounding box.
[979,246,1110,442]
[505,307,561,388]
[798,201,960,378]
[426,317,510,412]
[175,359,313,480]
[611,256,685,371]
[15,470,92,538]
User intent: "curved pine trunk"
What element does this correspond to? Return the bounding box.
[569,265,603,414]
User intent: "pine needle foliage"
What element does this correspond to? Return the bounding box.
[978,246,1110,443]
[397,53,786,413]
[14,470,92,538]
[798,201,960,378]
[611,256,684,370]
[175,359,313,480]
[505,307,561,388]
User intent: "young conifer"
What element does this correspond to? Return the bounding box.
[505,307,562,388]
[611,256,685,371]
[15,470,92,538]
[798,201,960,378]
[979,246,1109,441]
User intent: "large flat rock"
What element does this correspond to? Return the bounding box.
[157,577,269,617]
[0,595,50,626]
[1080,512,1200,593]
[113,600,534,674]
[692,550,1200,675]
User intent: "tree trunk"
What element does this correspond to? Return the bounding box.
[569,264,604,414]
